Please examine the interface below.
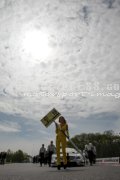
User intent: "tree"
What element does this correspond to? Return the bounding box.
[6,149,30,163]
[13,150,24,163]
[6,149,14,163]
[67,131,120,158]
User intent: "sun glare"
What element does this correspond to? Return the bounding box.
[23,30,51,60]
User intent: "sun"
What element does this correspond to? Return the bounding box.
[23,30,51,61]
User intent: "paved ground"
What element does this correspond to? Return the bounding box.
[0,163,120,180]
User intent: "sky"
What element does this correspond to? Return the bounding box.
[0,0,120,155]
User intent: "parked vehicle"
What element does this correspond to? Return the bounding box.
[51,148,85,167]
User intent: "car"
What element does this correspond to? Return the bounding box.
[51,148,85,167]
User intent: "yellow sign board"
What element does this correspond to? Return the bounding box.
[41,108,61,128]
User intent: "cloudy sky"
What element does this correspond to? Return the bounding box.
[0,0,120,155]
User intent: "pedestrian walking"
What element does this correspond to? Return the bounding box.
[47,141,56,167]
[87,143,94,166]
[39,144,46,166]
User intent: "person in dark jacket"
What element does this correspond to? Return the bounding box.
[87,143,94,166]
[0,152,7,165]
[47,141,56,167]
[39,144,46,166]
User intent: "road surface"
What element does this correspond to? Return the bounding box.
[0,163,120,180]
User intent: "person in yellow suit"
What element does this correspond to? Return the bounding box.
[55,116,69,170]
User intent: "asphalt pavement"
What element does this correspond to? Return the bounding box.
[0,163,120,180]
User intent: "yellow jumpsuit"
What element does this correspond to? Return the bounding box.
[56,123,69,166]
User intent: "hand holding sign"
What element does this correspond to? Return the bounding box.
[40,108,61,128]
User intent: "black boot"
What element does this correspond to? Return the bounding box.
[63,164,67,169]
[57,165,61,170]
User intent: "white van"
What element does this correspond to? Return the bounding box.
[51,148,85,167]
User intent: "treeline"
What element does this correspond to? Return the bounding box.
[6,149,31,163]
[67,130,120,158]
